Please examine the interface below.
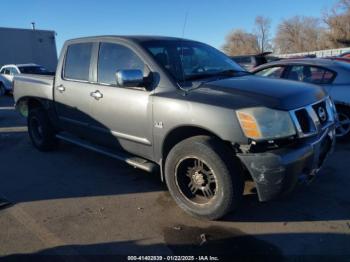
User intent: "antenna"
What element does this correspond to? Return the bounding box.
[182,11,188,38]
[179,11,189,91]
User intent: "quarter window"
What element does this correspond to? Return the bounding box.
[64,43,93,81]
[98,43,144,85]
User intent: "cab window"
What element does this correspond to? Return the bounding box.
[97,43,144,85]
[64,43,93,81]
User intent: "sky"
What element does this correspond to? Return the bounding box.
[0,0,338,53]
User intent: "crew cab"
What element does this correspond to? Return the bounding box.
[13,36,336,220]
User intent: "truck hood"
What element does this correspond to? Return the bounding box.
[189,75,326,111]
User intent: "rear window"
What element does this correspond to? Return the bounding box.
[287,65,335,84]
[64,43,92,81]
[19,66,49,75]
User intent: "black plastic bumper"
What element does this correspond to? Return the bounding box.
[237,126,336,201]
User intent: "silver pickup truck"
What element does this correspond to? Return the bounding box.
[13,36,337,220]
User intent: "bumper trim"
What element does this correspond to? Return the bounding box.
[237,126,336,202]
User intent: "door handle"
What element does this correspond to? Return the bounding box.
[90,90,103,100]
[56,85,65,93]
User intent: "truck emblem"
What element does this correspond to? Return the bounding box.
[317,107,327,122]
[155,121,164,128]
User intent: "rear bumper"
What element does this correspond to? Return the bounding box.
[237,126,336,201]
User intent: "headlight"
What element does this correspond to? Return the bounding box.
[236,107,296,140]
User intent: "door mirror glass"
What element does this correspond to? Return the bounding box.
[116,69,144,88]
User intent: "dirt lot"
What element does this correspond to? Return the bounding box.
[0,94,349,261]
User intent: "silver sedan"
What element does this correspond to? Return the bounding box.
[252,58,350,141]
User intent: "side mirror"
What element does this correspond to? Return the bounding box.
[116,69,144,88]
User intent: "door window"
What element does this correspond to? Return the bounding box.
[97,43,144,85]
[255,66,285,78]
[64,43,93,81]
[9,67,18,75]
[287,65,335,84]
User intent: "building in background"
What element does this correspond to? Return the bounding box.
[0,27,57,71]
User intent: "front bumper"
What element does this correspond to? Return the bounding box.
[237,126,336,201]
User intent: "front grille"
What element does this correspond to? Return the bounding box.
[295,109,312,133]
[312,101,328,125]
[290,97,334,138]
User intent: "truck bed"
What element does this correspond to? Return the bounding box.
[13,74,54,105]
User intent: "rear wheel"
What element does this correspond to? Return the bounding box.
[336,106,350,142]
[164,136,243,220]
[28,108,58,151]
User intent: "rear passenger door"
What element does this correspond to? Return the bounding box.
[54,42,98,139]
[88,42,153,159]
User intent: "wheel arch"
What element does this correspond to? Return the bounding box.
[160,125,235,181]
[16,97,47,117]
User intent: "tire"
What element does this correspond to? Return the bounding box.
[28,108,58,151]
[336,105,350,142]
[0,83,5,96]
[164,136,244,220]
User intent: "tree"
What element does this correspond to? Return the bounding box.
[324,0,350,47]
[254,16,272,53]
[274,16,327,53]
[222,29,259,56]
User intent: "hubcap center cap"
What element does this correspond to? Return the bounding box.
[192,171,205,186]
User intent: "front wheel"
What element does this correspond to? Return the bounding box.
[164,136,243,220]
[336,106,350,142]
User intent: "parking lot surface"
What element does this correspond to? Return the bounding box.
[0,95,349,261]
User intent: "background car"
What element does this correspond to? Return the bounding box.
[340,52,350,58]
[252,58,350,141]
[230,52,280,71]
[0,63,54,95]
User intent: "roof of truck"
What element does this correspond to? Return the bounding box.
[66,35,194,43]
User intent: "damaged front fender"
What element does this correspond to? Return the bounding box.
[237,146,314,201]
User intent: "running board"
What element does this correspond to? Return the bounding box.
[56,133,158,173]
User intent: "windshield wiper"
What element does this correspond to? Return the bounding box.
[184,69,250,82]
[215,69,251,76]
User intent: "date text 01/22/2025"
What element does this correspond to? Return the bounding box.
[127,255,220,261]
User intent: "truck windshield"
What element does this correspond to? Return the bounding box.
[141,40,247,85]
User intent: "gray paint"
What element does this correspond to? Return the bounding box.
[13,36,336,202]
[0,27,57,71]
